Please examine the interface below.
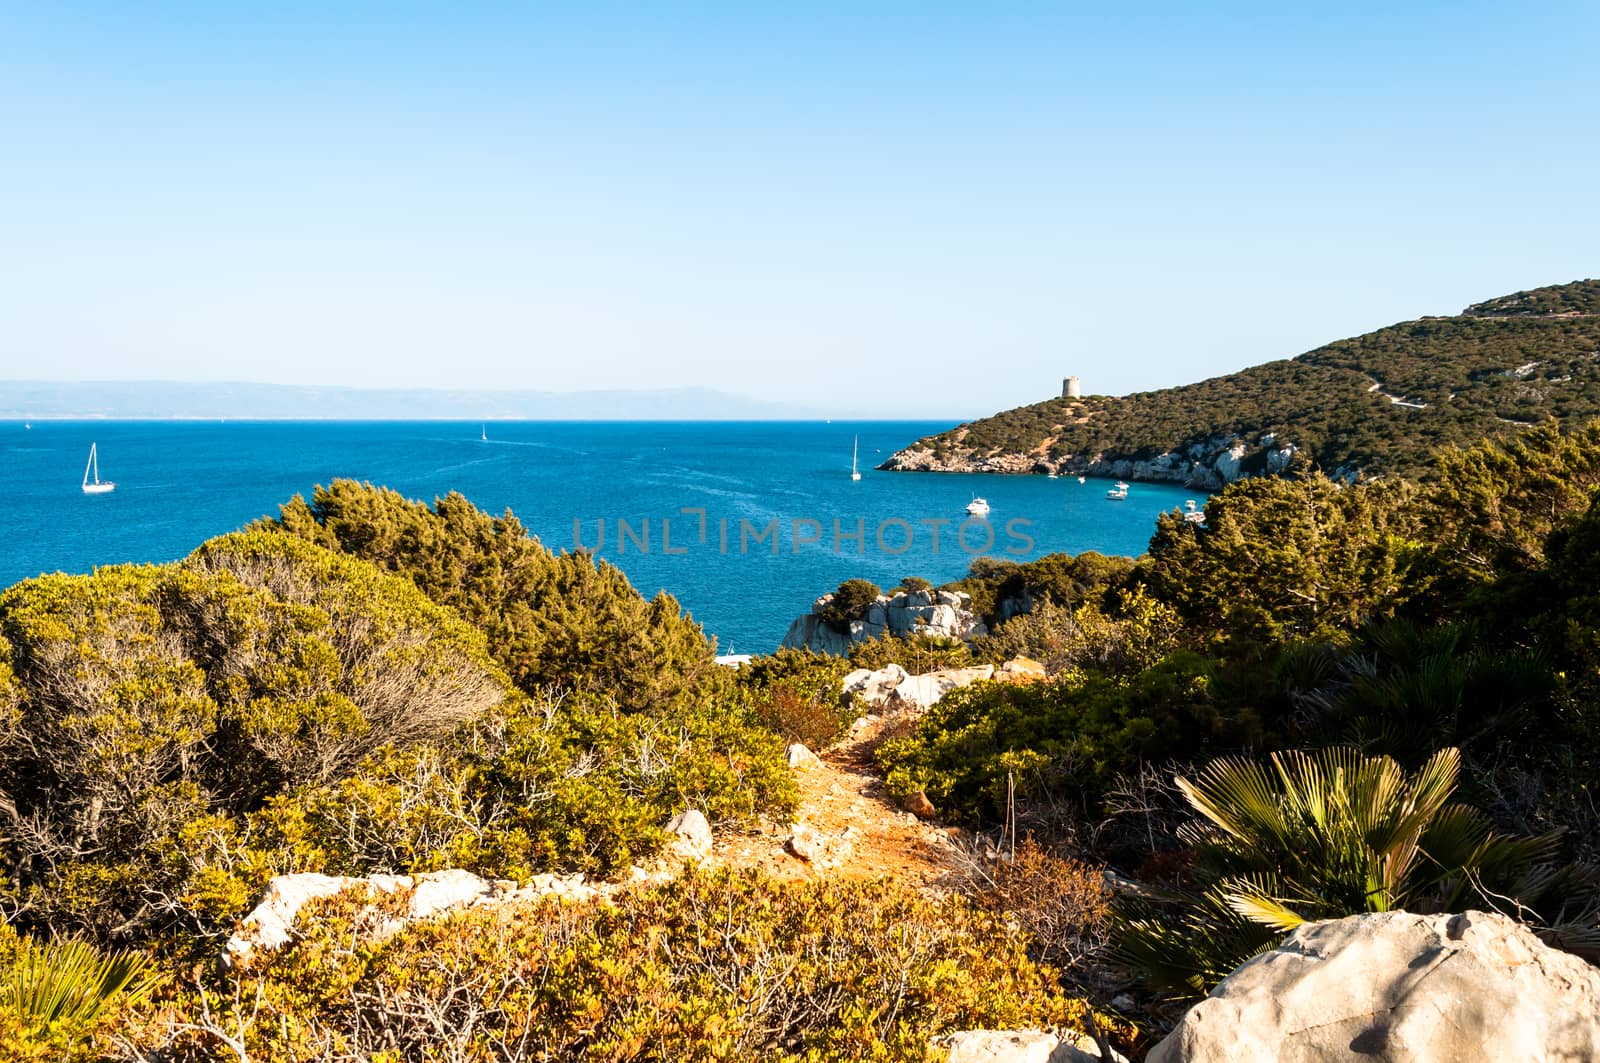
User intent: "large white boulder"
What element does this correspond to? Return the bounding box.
[786,743,823,770]
[405,868,502,922]
[890,665,995,711]
[1149,910,1600,1062]
[665,809,713,863]
[843,663,909,708]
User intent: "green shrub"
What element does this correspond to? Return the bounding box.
[736,648,860,749]
[817,578,882,630]
[847,632,975,673]
[0,532,510,942]
[267,481,717,706]
[877,652,1259,821]
[1141,473,1421,643]
[0,525,794,955]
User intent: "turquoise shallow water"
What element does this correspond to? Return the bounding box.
[1,421,1205,650]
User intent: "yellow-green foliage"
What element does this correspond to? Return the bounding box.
[0,522,795,956]
[136,869,1118,1062]
[878,651,1257,820]
[267,481,718,705]
[244,692,797,885]
[0,530,512,941]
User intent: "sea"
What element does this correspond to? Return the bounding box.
[1,421,1205,651]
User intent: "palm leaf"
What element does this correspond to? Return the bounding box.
[3,935,153,1029]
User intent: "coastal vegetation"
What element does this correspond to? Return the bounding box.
[4,408,1600,1056]
[885,279,1600,482]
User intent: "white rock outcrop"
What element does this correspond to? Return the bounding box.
[883,429,1313,491]
[224,806,725,967]
[889,665,995,711]
[786,743,823,770]
[842,662,995,714]
[664,809,713,863]
[225,868,516,968]
[781,589,987,654]
[1148,910,1600,1062]
[1211,440,1248,483]
[936,1029,1126,1063]
[843,663,909,706]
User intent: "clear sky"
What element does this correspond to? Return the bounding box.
[2,2,1596,417]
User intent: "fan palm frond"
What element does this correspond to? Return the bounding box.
[2,934,153,1031]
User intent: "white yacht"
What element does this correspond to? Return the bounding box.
[850,436,861,481]
[1106,481,1129,501]
[965,496,990,517]
[82,442,115,494]
[1183,499,1205,524]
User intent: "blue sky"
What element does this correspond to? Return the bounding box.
[2,2,1596,416]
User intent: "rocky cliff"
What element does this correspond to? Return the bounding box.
[880,430,1301,490]
[780,587,989,654]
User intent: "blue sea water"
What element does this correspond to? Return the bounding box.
[1,421,1205,651]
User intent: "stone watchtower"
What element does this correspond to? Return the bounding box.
[1062,375,1081,399]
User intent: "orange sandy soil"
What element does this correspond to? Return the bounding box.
[714,719,975,889]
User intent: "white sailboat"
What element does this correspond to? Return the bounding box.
[82,443,115,494]
[850,436,861,481]
[481,424,488,441]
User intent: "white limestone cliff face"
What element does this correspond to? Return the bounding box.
[1148,909,1600,1063]
[780,588,988,654]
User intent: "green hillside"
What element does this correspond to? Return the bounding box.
[884,279,1600,482]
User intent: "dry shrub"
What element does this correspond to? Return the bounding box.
[974,840,1112,977]
[754,683,854,750]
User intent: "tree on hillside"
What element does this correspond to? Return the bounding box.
[1141,474,1421,643]
[266,481,716,707]
[1421,420,1600,597]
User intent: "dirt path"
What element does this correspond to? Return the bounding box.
[715,722,973,890]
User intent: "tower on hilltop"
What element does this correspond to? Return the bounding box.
[1062,375,1081,399]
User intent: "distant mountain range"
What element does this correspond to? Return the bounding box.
[0,381,849,421]
[881,278,1600,486]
